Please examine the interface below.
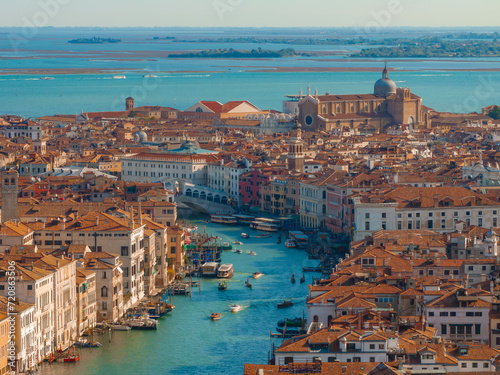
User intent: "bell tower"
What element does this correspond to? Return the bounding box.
[288,120,305,172]
[126,97,135,112]
[1,170,19,223]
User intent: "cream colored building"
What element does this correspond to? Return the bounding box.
[75,268,97,337]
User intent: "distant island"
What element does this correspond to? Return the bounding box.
[353,38,500,58]
[68,37,122,44]
[168,48,298,58]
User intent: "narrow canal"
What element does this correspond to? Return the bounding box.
[38,220,323,375]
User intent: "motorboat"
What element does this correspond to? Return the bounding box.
[291,273,296,284]
[218,281,227,291]
[250,221,279,232]
[285,240,297,248]
[256,233,272,239]
[210,312,222,321]
[40,76,54,80]
[241,233,250,239]
[234,240,243,245]
[63,347,79,362]
[229,304,242,312]
[112,75,126,79]
[249,251,257,256]
[111,324,131,331]
[277,300,294,308]
[235,249,242,254]
[252,272,263,279]
[74,339,101,348]
[245,279,252,289]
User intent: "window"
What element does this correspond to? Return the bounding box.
[379,344,384,349]
[381,213,386,219]
[365,213,370,219]
[484,363,489,368]
[27,285,32,290]
[101,286,108,297]
[441,212,446,217]
[102,301,107,310]
[466,311,474,317]
[102,271,107,279]
[450,312,456,317]
[475,324,481,335]
[428,312,434,317]
[428,212,433,217]
[441,324,447,335]
[369,344,375,350]
[408,213,412,218]
[478,218,483,226]
[398,221,402,230]
[466,211,470,216]
[472,363,478,368]
[397,213,402,218]
[369,357,375,362]
[365,222,370,231]
[439,312,448,316]
[171,246,176,254]
[461,363,467,368]
[454,211,458,217]
[121,246,128,256]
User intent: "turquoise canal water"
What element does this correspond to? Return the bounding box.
[38,221,324,375]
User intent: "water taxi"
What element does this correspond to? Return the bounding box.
[210,215,238,225]
[201,262,219,277]
[128,318,158,330]
[289,231,309,248]
[210,312,222,321]
[277,300,294,308]
[229,304,242,312]
[217,264,234,278]
[285,239,297,248]
[249,251,257,256]
[252,272,263,279]
[255,217,281,225]
[233,240,243,245]
[250,221,279,232]
[241,233,250,239]
[112,75,126,79]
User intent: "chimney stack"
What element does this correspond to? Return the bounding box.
[129,206,134,229]
[138,202,143,226]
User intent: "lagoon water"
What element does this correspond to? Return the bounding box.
[1,27,500,117]
[39,221,322,375]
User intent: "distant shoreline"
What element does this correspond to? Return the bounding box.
[2,67,500,76]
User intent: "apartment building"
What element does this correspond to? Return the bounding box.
[75,268,97,337]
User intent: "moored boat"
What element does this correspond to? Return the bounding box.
[277,300,294,308]
[201,262,220,277]
[234,214,255,224]
[229,304,242,312]
[250,221,279,232]
[217,264,234,278]
[285,239,297,248]
[210,215,237,225]
[111,324,131,331]
[256,233,272,239]
[112,75,126,79]
[252,272,263,279]
[74,339,101,348]
[210,312,222,321]
[277,317,305,327]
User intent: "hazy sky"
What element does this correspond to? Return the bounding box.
[2,0,500,28]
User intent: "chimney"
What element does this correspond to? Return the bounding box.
[95,216,99,226]
[436,258,440,266]
[357,311,363,331]
[42,221,46,230]
[61,218,65,231]
[138,202,143,226]
[56,260,60,268]
[481,274,487,283]
[129,206,134,229]
[490,281,495,294]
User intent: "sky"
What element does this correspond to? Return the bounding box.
[1,0,500,28]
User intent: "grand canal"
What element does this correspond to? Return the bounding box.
[38,220,325,375]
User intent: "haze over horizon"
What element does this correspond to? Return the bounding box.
[2,0,500,28]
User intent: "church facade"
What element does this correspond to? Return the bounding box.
[298,68,430,133]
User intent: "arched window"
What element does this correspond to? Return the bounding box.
[101,286,108,298]
[195,107,203,113]
[328,315,333,325]
[313,315,319,323]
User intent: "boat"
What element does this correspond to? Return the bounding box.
[210,312,222,321]
[74,339,101,348]
[277,235,282,244]
[289,231,310,249]
[210,215,237,225]
[235,249,242,254]
[249,251,257,256]
[277,300,294,308]
[291,273,296,284]
[302,266,322,273]
[276,327,301,335]
[63,347,79,362]
[245,279,252,289]
[234,240,243,245]
[111,324,131,331]
[143,74,158,77]
[277,318,305,328]
[217,264,234,278]
[250,221,279,232]
[221,242,233,251]
[255,218,281,225]
[241,233,250,239]
[218,281,227,291]
[127,318,158,330]
[252,272,263,279]
[234,214,255,224]
[112,75,126,79]
[256,233,272,239]
[39,76,54,80]
[300,274,306,284]
[285,240,297,248]
[229,304,242,312]
[201,262,219,277]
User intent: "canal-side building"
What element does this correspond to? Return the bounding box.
[75,268,97,337]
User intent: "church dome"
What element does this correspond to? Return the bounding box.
[374,67,396,97]
[134,130,147,143]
